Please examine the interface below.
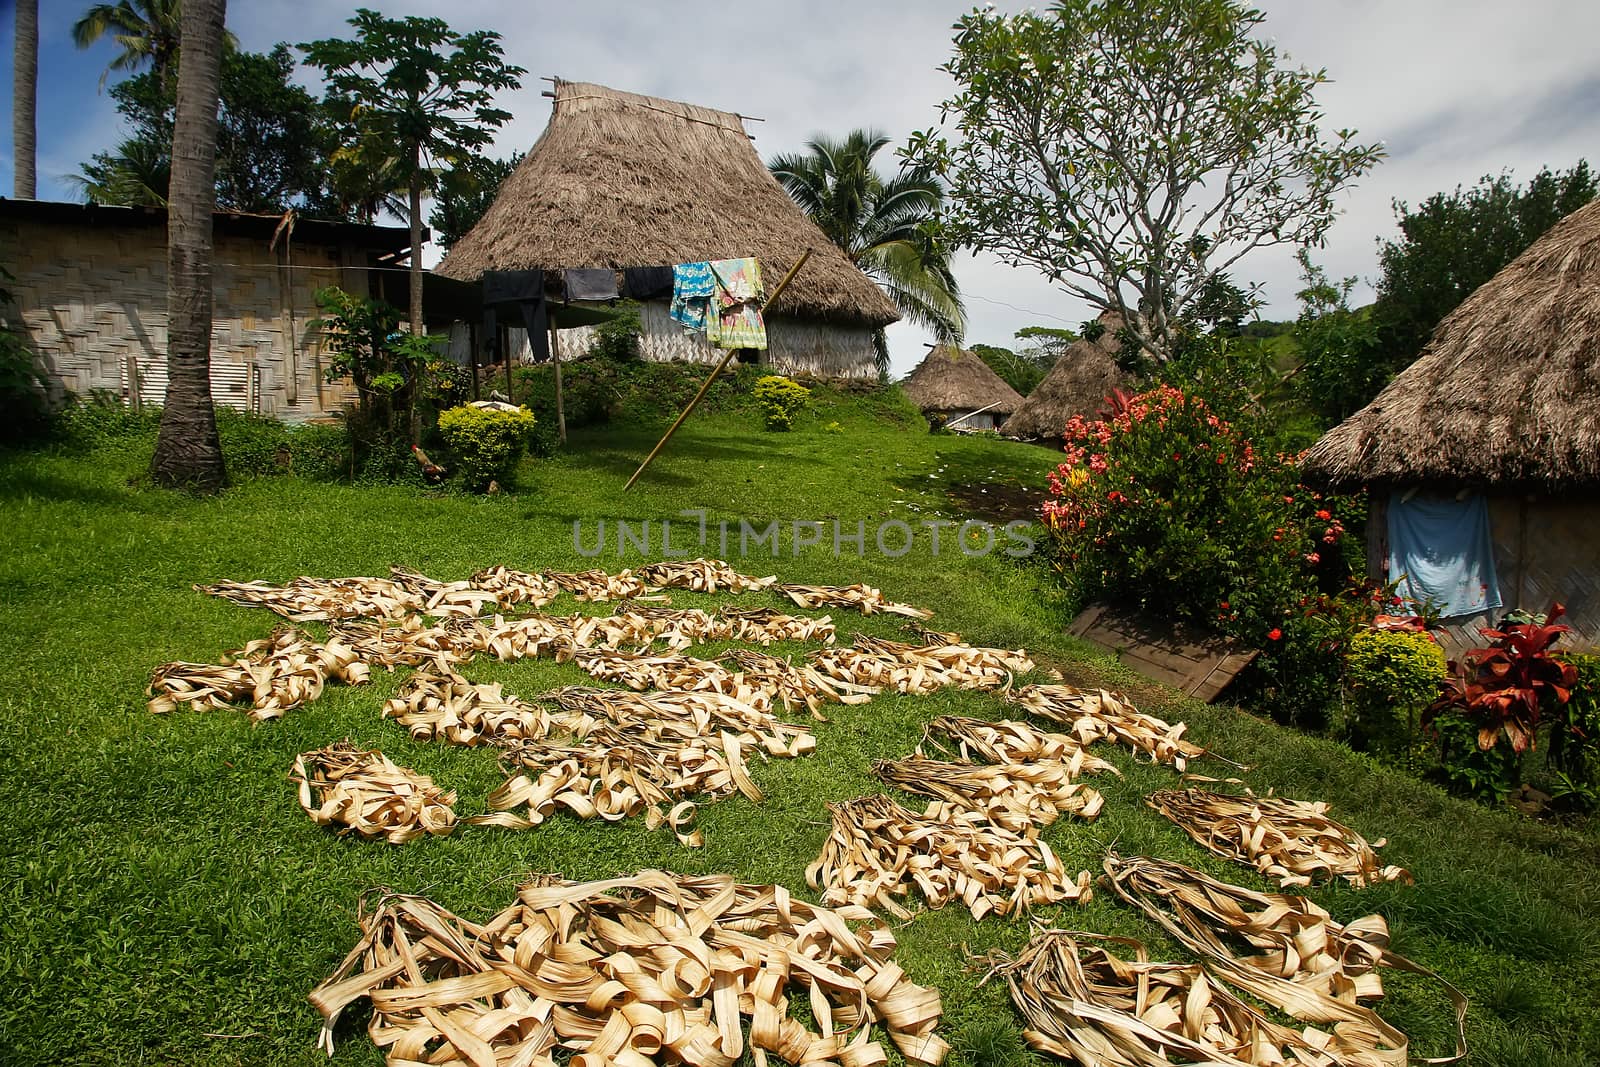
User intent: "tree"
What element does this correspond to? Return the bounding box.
[149,0,226,491]
[77,45,332,214]
[770,130,966,372]
[301,11,524,337]
[72,0,236,94]
[1373,163,1598,365]
[1293,251,1381,423]
[971,342,1047,396]
[429,152,522,249]
[13,0,37,199]
[906,0,1382,364]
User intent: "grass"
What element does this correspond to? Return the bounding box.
[2,381,1598,1065]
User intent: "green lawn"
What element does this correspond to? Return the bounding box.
[2,390,1597,1066]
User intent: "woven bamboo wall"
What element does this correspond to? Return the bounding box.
[1367,493,1599,653]
[1,218,368,418]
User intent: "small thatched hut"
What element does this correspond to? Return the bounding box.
[900,345,1024,430]
[436,80,899,378]
[1302,198,1600,650]
[1001,313,1130,440]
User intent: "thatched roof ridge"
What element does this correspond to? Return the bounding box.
[436,80,900,328]
[1302,198,1600,491]
[1000,320,1130,440]
[900,345,1024,416]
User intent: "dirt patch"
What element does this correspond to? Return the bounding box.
[945,480,1046,523]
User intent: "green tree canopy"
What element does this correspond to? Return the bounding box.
[906,0,1381,364]
[429,152,523,250]
[72,0,237,93]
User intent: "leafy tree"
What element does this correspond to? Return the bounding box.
[429,152,523,249]
[76,45,336,214]
[13,0,37,198]
[906,0,1381,364]
[149,0,226,491]
[1294,251,1381,423]
[769,129,966,372]
[970,343,1038,396]
[72,0,236,94]
[1372,163,1598,366]
[301,11,525,336]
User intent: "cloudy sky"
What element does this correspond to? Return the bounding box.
[7,0,1599,376]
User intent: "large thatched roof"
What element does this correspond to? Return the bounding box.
[1000,316,1131,440]
[900,345,1024,416]
[1303,198,1600,491]
[436,80,900,329]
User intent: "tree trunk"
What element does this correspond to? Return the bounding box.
[150,0,227,491]
[12,0,36,199]
[408,157,424,335]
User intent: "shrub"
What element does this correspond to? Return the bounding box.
[1547,652,1600,811]
[437,404,536,491]
[587,300,642,362]
[1341,628,1447,756]
[213,409,350,482]
[752,374,810,431]
[53,390,162,446]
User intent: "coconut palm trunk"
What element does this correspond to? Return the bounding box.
[12,0,36,198]
[408,155,425,334]
[150,0,227,490]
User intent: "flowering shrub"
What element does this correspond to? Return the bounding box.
[752,375,810,431]
[1042,386,1349,640]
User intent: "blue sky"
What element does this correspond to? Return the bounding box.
[6,0,1600,377]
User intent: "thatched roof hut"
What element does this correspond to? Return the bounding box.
[1302,198,1600,651]
[900,345,1024,429]
[1000,315,1130,440]
[1302,198,1600,492]
[436,80,897,377]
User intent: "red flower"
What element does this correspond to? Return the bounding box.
[1268,628,1283,641]
[1315,509,1332,521]
[1219,600,1230,610]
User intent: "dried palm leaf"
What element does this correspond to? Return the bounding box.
[468,565,559,609]
[539,686,815,759]
[545,567,658,601]
[924,715,1121,776]
[387,565,504,618]
[331,616,469,669]
[725,648,879,720]
[308,869,948,1066]
[993,929,1347,1067]
[1005,683,1209,769]
[806,795,1092,920]
[1147,789,1412,889]
[291,742,456,843]
[634,557,779,592]
[195,576,422,621]
[148,627,368,722]
[573,649,747,698]
[781,583,933,619]
[1102,854,1466,1065]
[874,756,1105,831]
[717,606,836,645]
[382,667,551,745]
[809,635,1029,694]
[448,614,583,662]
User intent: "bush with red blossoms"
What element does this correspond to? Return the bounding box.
[1042,385,1355,650]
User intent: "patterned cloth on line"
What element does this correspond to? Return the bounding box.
[670,261,715,331]
[706,257,767,350]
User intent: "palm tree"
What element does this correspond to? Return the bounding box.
[73,138,172,206]
[72,0,236,94]
[149,0,226,490]
[770,130,966,372]
[13,0,37,198]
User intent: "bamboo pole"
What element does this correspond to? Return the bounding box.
[549,319,567,443]
[624,249,812,491]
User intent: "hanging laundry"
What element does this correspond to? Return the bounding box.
[1387,492,1502,618]
[563,268,619,302]
[481,269,550,362]
[623,265,675,300]
[670,261,715,331]
[707,257,767,350]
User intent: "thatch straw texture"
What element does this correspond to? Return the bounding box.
[437,80,900,329]
[900,345,1024,418]
[1000,317,1130,440]
[1303,198,1600,490]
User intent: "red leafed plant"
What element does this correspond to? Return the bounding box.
[1425,603,1578,752]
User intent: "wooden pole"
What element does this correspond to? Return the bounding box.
[624,249,811,491]
[549,318,567,443]
[469,321,480,402]
[503,322,514,406]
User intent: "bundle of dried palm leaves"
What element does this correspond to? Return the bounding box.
[1102,854,1465,1065]
[781,583,933,619]
[806,795,1092,920]
[382,667,550,745]
[1005,683,1209,769]
[309,869,949,1066]
[196,576,422,621]
[718,606,836,645]
[725,648,879,719]
[292,742,457,843]
[468,565,559,609]
[539,686,816,759]
[635,558,778,592]
[809,635,1030,695]
[1147,789,1412,888]
[993,930,1348,1067]
[573,649,746,697]
[148,627,369,722]
[331,616,469,669]
[450,614,582,662]
[874,756,1105,831]
[545,567,657,601]
[924,716,1120,776]
[387,566,505,618]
